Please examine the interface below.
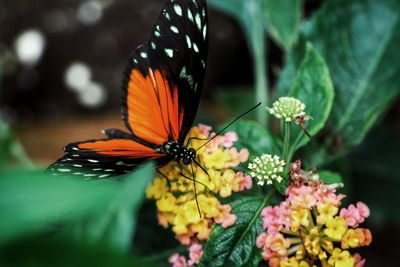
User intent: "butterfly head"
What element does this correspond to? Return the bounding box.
[183,147,196,165]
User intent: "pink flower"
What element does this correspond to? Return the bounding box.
[256,232,268,248]
[354,253,366,267]
[169,253,188,267]
[314,184,345,206]
[188,244,203,265]
[356,202,370,218]
[221,132,238,148]
[215,204,237,228]
[225,148,249,168]
[198,124,212,136]
[340,204,361,227]
[340,202,370,227]
[176,233,193,246]
[287,185,317,209]
[236,171,253,191]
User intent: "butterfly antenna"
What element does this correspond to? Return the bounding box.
[191,163,202,218]
[196,102,262,151]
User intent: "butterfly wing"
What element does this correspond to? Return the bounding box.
[49,0,208,178]
[121,0,208,144]
[49,132,166,178]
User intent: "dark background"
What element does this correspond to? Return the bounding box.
[0,0,399,266]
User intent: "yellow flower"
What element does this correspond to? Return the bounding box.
[291,209,310,231]
[203,149,232,169]
[324,217,347,241]
[317,203,338,225]
[182,200,202,225]
[146,178,168,200]
[146,124,251,243]
[156,193,176,212]
[198,194,219,218]
[219,169,239,198]
[280,257,311,267]
[328,248,355,267]
[341,229,364,249]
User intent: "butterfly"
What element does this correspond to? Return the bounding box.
[49,0,209,180]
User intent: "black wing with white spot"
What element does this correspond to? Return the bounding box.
[48,130,166,179]
[121,0,208,144]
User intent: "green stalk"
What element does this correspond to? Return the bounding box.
[248,5,269,127]
[282,121,291,164]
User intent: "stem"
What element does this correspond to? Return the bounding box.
[247,1,269,127]
[282,122,291,164]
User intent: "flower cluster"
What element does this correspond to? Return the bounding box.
[169,243,204,267]
[146,124,252,263]
[256,172,371,267]
[269,97,306,122]
[248,154,285,186]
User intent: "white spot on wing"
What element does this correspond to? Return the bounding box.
[58,168,71,172]
[174,4,182,16]
[140,52,147,58]
[195,13,202,30]
[170,25,179,34]
[188,9,194,22]
[193,43,199,53]
[87,159,99,163]
[203,24,207,40]
[201,59,206,69]
[151,42,156,49]
[165,48,174,58]
[99,174,110,178]
[164,11,170,20]
[73,164,82,167]
[185,35,192,48]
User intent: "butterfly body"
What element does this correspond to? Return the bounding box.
[161,141,196,165]
[49,0,208,179]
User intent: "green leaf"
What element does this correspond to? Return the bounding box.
[277,0,400,152]
[263,0,301,51]
[64,163,154,252]
[209,0,302,124]
[200,196,270,267]
[0,236,162,267]
[223,119,280,157]
[287,43,334,158]
[0,163,153,246]
[318,170,343,185]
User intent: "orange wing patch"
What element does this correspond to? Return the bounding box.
[126,68,183,145]
[78,139,159,158]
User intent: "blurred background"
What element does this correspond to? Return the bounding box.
[0,0,399,266]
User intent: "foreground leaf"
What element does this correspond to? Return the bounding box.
[0,163,153,245]
[0,236,161,267]
[64,163,153,251]
[200,196,270,267]
[277,0,400,153]
[287,43,334,158]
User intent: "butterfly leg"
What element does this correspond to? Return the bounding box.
[189,163,202,217]
[177,161,211,192]
[194,159,210,180]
